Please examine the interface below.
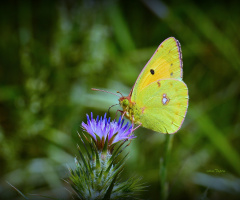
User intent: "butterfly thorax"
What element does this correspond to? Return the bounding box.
[119,96,141,124]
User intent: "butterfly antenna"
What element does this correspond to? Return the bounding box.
[91,88,121,97]
[116,91,124,97]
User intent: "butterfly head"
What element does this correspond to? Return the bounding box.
[119,96,141,125]
[119,96,131,110]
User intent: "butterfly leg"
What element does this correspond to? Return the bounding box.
[115,109,124,120]
[121,111,126,121]
[132,123,142,132]
[130,115,141,132]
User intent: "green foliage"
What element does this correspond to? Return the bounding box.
[1,1,240,200]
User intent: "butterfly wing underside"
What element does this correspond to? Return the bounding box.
[131,37,183,99]
[133,79,188,134]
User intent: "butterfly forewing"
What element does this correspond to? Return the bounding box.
[131,37,183,98]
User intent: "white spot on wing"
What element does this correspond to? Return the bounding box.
[162,93,170,105]
[162,97,168,104]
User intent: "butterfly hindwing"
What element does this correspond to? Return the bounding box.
[133,79,188,134]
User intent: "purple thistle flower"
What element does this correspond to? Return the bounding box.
[82,113,136,151]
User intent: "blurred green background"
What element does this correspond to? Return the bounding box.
[1,0,240,199]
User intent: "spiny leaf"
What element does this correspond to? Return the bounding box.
[76,147,93,194]
[78,132,91,160]
[109,141,130,164]
[96,168,104,186]
[77,145,92,175]
[92,141,101,169]
[102,173,119,200]
[106,142,129,173]
[102,135,109,157]
[89,137,96,161]
[114,176,146,194]
[7,182,29,200]
[106,152,129,175]
[109,140,126,162]
[70,184,85,200]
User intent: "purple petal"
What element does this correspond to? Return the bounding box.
[118,117,121,126]
[86,114,90,125]
[121,119,124,127]
[91,112,93,121]
[108,127,114,139]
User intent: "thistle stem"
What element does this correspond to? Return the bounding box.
[159,134,174,200]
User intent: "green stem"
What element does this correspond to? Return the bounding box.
[159,134,174,200]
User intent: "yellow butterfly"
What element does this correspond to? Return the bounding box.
[118,37,188,134]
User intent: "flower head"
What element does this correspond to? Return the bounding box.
[82,112,136,151]
[69,113,144,199]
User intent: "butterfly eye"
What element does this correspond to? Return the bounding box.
[122,99,129,107]
[150,69,155,75]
